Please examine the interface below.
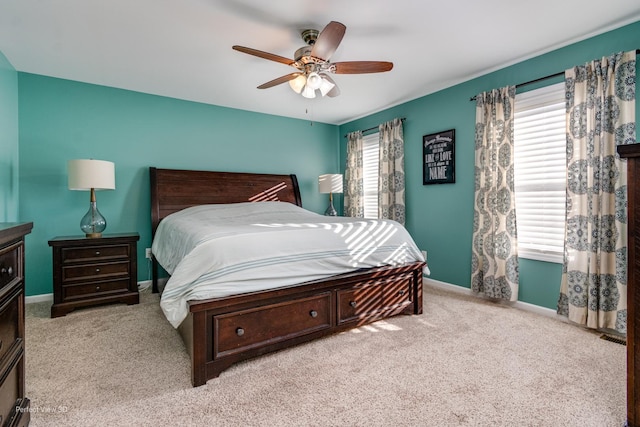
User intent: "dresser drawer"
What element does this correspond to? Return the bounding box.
[337,283,382,324]
[0,292,20,364]
[214,293,331,358]
[62,260,130,282]
[0,352,21,427]
[62,244,130,264]
[62,279,131,301]
[0,242,21,289]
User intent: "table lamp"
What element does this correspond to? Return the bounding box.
[68,159,115,238]
[318,174,343,216]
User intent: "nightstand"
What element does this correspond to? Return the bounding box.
[48,233,139,318]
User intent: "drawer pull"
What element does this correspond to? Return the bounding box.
[349,301,357,308]
[0,266,13,276]
[95,268,100,273]
[236,327,245,337]
[95,251,101,256]
[96,286,101,291]
[309,310,318,318]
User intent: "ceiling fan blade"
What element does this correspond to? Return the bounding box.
[257,73,302,89]
[310,21,346,61]
[232,45,295,66]
[333,61,394,74]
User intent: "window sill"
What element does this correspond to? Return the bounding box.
[518,249,563,264]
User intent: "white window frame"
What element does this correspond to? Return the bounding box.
[362,132,379,219]
[513,82,566,263]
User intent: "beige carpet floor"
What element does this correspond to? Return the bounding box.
[24,284,626,427]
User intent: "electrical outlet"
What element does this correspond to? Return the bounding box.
[145,248,152,259]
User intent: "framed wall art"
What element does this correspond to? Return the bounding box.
[423,129,455,185]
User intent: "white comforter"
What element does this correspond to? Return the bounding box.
[152,202,424,327]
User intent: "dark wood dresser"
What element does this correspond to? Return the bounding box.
[0,222,33,427]
[619,143,640,427]
[49,233,139,318]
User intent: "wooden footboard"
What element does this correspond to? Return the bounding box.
[178,262,424,387]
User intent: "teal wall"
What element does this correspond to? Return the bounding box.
[0,51,18,222]
[17,74,339,296]
[11,20,640,305]
[339,20,640,310]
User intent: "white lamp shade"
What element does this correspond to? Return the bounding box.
[68,159,116,190]
[306,72,323,90]
[319,76,336,97]
[288,74,306,94]
[301,85,316,99]
[318,174,343,194]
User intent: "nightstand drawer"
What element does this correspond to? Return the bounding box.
[62,261,130,282]
[62,244,130,263]
[0,242,21,289]
[63,279,130,300]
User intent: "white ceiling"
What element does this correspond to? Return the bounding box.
[1,1,639,125]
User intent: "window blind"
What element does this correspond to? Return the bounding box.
[362,132,379,218]
[513,82,566,263]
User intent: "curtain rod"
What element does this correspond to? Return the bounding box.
[469,48,640,102]
[344,117,406,138]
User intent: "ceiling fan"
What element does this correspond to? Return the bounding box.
[232,21,393,99]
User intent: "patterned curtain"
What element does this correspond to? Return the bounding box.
[344,130,365,218]
[378,118,406,225]
[557,51,636,333]
[471,86,519,301]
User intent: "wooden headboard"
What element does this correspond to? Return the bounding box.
[150,167,302,235]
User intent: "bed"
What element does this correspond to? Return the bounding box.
[150,167,425,386]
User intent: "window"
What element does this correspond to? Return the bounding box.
[362,132,379,218]
[513,82,566,263]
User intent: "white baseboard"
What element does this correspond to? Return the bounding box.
[25,279,168,305]
[139,278,168,292]
[138,280,152,292]
[26,293,53,304]
[424,277,567,322]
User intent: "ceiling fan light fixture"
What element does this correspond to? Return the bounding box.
[234,21,393,99]
[319,76,336,97]
[301,85,316,99]
[306,72,323,90]
[289,74,306,93]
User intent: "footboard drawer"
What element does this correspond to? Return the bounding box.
[381,273,413,312]
[337,283,382,325]
[213,292,332,358]
[337,273,414,325]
